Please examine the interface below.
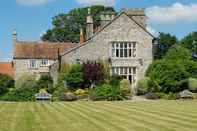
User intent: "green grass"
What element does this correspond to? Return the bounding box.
[0,101,197,131]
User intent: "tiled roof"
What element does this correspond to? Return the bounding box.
[0,62,14,78]
[14,41,77,60]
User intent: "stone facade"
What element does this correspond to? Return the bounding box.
[13,59,55,80]
[60,10,154,86]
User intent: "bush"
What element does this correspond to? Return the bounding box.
[155,92,180,100]
[37,75,54,93]
[188,78,197,92]
[83,62,105,87]
[65,64,84,89]
[7,75,39,101]
[147,60,189,93]
[120,79,131,95]
[93,84,125,101]
[0,74,14,95]
[137,77,151,95]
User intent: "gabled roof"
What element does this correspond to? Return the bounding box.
[61,10,155,56]
[14,41,77,60]
[0,62,14,78]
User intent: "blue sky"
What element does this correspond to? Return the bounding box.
[0,0,197,61]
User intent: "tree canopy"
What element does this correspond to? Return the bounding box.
[154,32,178,59]
[41,5,115,43]
[181,32,197,59]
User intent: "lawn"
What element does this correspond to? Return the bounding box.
[0,101,197,131]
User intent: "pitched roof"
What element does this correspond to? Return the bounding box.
[61,10,155,56]
[0,62,14,78]
[14,41,77,60]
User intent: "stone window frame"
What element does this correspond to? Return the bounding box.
[111,67,137,84]
[111,41,137,59]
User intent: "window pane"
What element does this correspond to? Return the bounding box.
[112,43,115,48]
[120,67,123,75]
[133,43,136,48]
[120,43,123,48]
[133,67,136,74]
[133,49,136,57]
[116,49,119,57]
[124,43,127,48]
[124,67,127,74]
[129,49,132,57]
[124,49,127,57]
[120,49,124,57]
[112,49,116,57]
[116,43,119,48]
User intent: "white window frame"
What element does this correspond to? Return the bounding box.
[111,67,137,84]
[111,42,137,58]
[28,60,38,69]
[40,59,49,67]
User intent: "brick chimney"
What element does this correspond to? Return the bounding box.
[86,8,94,40]
[80,28,85,44]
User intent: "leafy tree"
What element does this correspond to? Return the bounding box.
[147,60,189,93]
[82,62,104,88]
[42,5,115,42]
[65,64,84,88]
[181,32,197,59]
[0,74,14,95]
[154,32,178,59]
[37,75,54,93]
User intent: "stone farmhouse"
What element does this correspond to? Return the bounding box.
[13,8,155,87]
[13,32,77,80]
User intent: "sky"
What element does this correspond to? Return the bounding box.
[0,0,197,61]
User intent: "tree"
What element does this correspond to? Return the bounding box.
[181,32,197,59]
[82,62,104,88]
[0,74,14,95]
[147,45,193,93]
[65,64,84,88]
[42,5,115,43]
[154,32,178,59]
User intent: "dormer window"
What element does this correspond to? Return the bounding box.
[112,42,137,58]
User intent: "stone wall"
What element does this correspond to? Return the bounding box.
[61,12,153,83]
[13,59,55,80]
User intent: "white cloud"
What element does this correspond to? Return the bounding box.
[147,26,159,37]
[16,0,54,6]
[76,0,116,6]
[146,2,197,24]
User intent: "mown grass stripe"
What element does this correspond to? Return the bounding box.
[58,102,108,131]
[52,102,101,131]
[71,102,133,131]
[79,102,173,131]
[102,102,197,130]
[123,102,197,122]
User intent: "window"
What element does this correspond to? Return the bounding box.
[29,60,37,69]
[111,42,137,58]
[41,59,49,67]
[111,67,137,84]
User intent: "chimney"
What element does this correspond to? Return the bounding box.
[13,28,17,42]
[100,11,115,27]
[126,8,147,28]
[80,28,85,44]
[86,8,94,40]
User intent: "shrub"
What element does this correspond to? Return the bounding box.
[155,92,180,100]
[0,74,14,95]
[137,77,151,95]
[188,78,197,92]
[37,75,54,93]
[120,79,131,95]
[10,75,39,101]
[109,75,122,87]
[65,64,84,89]
[83,62,105,88]
[147,60,189,93]
[93,84,125,101]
